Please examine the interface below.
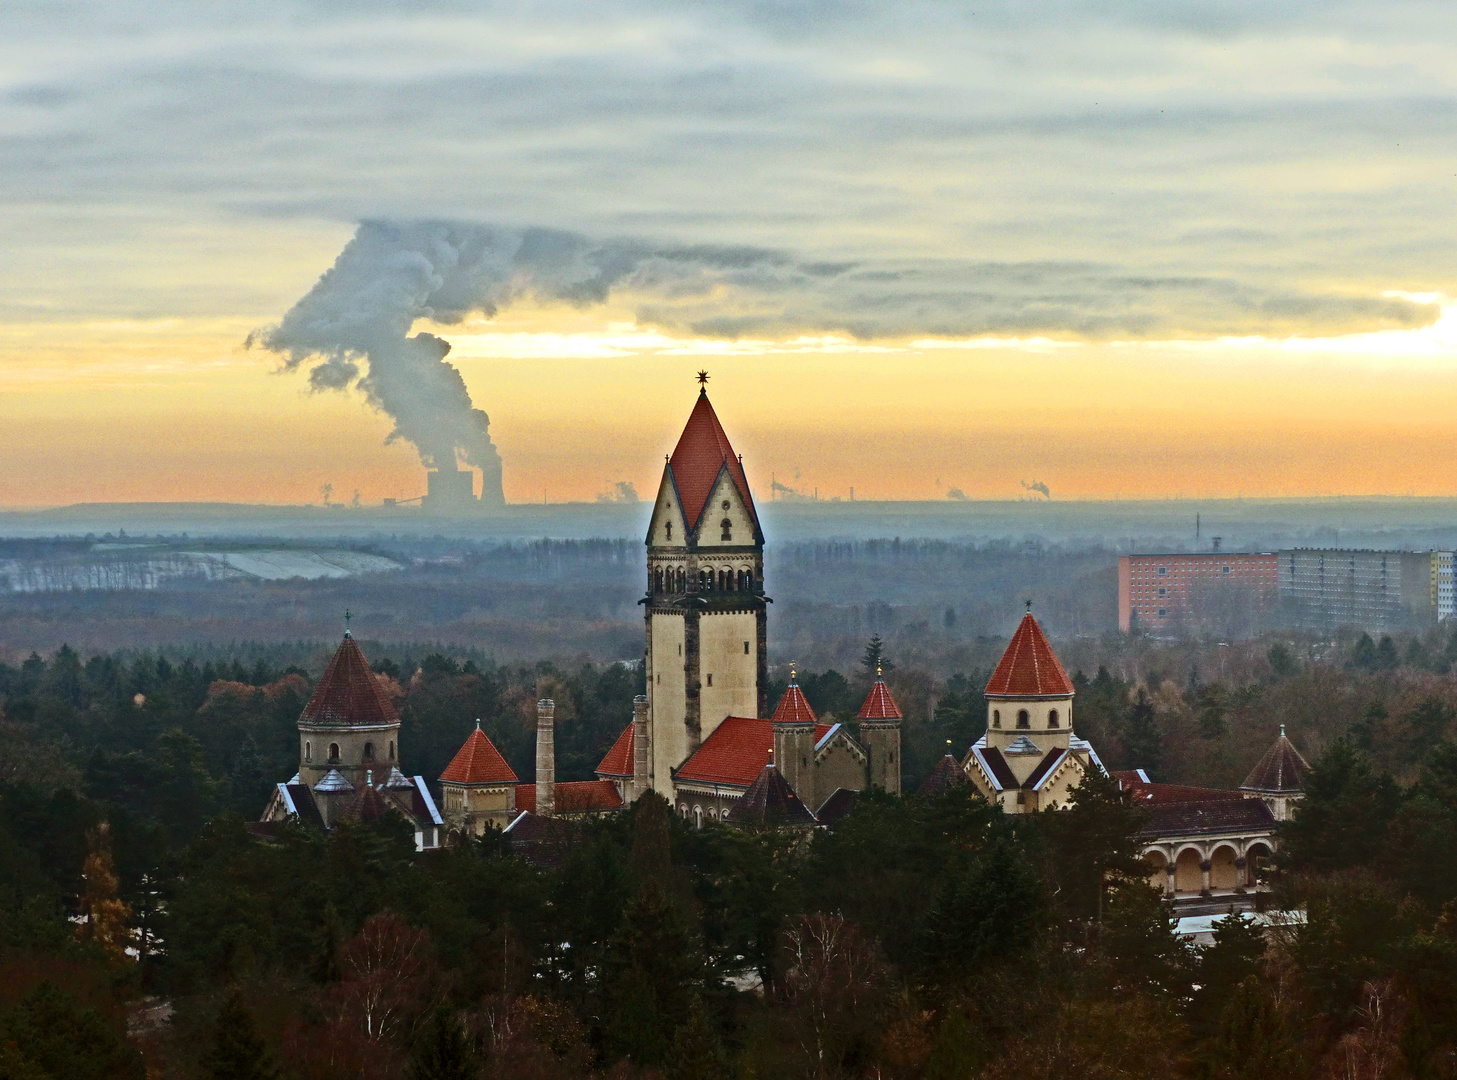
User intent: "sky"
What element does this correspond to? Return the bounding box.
[5,1,1457,506]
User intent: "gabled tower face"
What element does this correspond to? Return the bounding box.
[298,632,402,799]
[644,383,767,798]
[983,612,1075,773]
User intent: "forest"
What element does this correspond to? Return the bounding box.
[4,623,1457,1077]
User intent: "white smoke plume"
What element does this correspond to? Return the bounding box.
[252,220,1438,506]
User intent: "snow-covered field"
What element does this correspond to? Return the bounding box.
[0,547,402,591]
[182,549,402,580]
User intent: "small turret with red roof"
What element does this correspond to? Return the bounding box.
[857,664,903,794]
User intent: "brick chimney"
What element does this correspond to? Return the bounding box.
[536,699,555,817]
[632,694,650,800]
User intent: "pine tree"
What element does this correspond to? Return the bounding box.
[666,996,726,1080]
[409,1006,476,1080]
[861,635,893,676]
[202,990,277,1080]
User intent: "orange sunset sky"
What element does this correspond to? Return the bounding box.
[5,3,1457,507]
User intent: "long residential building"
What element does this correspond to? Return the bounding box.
[1119,548,1454,635]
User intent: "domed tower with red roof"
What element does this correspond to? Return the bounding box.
[642,373,767,798]
[857,666,902,794]
[964,608,1103,813]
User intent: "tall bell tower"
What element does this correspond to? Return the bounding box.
[642,373,767,798]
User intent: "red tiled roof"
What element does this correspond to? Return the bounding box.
[984,613,1075,698]
[301,635,400,726]
[1118,779,1244,805]
[515,780,624,814]
[1136,797,1275,839]
[919,755,967,797]
[771,683,819,726]
[595,721,635,778]
[1241,732,1311,793]
[856,679,901,720]
[439,726,518,785]
[668,390,758,531]
[676,716,832,788]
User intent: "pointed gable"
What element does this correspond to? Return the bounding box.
[771,681,818,726]
[439,725,518,785]
[1241,730,1311,793]
[301,634,399,726]
[985,613,1075,698]
[668,390,758,532]
[857,678,902,720]
[595,721,635,779]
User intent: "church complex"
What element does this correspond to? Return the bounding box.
[261,377,1309,899]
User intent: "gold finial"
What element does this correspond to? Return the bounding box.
[789,663,797,684]
[877,661,883,679]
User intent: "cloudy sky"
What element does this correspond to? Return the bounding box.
[5,0,1457,505]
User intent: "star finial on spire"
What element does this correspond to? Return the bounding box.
[696,369,710,393]
[344,609,352,637]
[1024,598,1032,613]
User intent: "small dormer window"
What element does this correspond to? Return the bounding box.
[721,518,732,541]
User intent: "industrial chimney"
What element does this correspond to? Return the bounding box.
[632,694,650,800]
[536,699,555,817]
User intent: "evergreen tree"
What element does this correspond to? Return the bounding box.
[861,635,893,676]
[1122,688,1162,777]
[202,990,277,1080]
[630,790,673,890]
[1188,914,1267,1041]
[666,995,726,1080]
[1199,976,1302,1080]
[601,877,704,1068]
[409,1005,476,1080]
[1279,739,1401,874]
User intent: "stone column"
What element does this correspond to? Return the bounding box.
[1235,856,1248,891]
[632,694,650,799]
[1199,858,1212,897]
[536,699,555,817]
[1164,862,1176,897]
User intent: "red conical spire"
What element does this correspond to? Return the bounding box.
[668,387,757,531]
[439,722,519,785]
[771,666,818,725]
[857,670,902,720]
[301,634,399,725]
[984,612,1074,698]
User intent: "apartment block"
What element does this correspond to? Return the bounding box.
[1279,549,1454,632]
[1118,552,1279,634]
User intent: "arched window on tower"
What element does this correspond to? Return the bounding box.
[992,710,1000,728]
[363,742,374,760]
[745,569,755,592]
[305,740,311,761]
[676,567,686,592]
[665,521,672,541]
[655,568,664,592]
[721,518,733,541]
[1047,709,1060,728]
[1016,709,1030,729]
[389,740,395,760]
[329,743,340,761]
